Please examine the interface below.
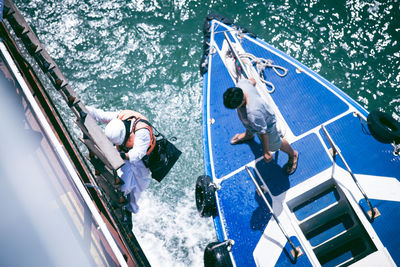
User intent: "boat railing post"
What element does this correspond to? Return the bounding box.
[321,125,380,220]
[210,239,235,251]
[245,166,303,261]
[393,142,400,156]
[223,31,249,80]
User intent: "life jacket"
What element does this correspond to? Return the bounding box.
[117,110,156,155]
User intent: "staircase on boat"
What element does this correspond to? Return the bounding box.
[287,180,377,266]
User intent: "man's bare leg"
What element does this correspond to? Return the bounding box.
[280,138,298,174]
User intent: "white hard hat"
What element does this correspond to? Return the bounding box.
[105,118,126,146]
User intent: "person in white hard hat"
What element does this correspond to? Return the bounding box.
[87,106,156,214]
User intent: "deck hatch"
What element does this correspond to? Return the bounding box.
[292,187,340,221]
[287,179,377,266]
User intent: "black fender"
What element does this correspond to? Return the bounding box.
[201,14,255,76]
[201,14,232,76]
[367,110,400,144]
[195,175,217,217]
[203,14,233,36]
[199,55,208,76]
[204,241,233,267]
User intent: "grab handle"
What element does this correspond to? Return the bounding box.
[321,124,380,220]
[245,166,302,260]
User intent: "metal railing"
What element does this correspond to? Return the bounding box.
[321,124,380,220]
[245,166,302,260]
[223,31,249,81]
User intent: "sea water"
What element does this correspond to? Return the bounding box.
[15,0,399,266]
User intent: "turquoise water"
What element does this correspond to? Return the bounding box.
[14,0,399,266]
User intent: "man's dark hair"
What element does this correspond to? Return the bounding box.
[223,87,244,109]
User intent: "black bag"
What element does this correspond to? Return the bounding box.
[136,119,181,182]
[142,137,182,182]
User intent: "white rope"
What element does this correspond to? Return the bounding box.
[239,53,288,94]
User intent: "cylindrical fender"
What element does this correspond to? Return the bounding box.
[204,241,233,267]
[195,175,217,217]
[367,110,400,144]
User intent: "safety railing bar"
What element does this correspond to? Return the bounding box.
[223,31,249,80]
[245,166,302,260]
[210,239,235,251]
[321,125,379,220]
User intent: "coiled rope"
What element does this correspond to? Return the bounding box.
[239,53,288,93]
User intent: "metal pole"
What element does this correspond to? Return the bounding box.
[245,166,300,259]
[223,31,249,80]
[210,239,235,251]
[321,125,378,220]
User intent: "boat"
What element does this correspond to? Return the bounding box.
[1,1,150,265]
[196,14,400,267]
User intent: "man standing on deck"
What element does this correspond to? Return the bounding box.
[87,106,156,214]
[223,78,299,175]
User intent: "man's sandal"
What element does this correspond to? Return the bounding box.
[285,151,299,175]
[230,133,254,145]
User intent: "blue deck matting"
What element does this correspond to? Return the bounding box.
[320,113,400,178]
[360,199,400,264]
[212,23,229,51]
[205,22,400,266]
[293,187,340,221]
[218,168,271,267]
[256,133,332,196]
[208,49,264,178]
[307,213,353,247]
[321,113,400,265]
[277,237,312,267]
[240,38,349,136]
[218,168,311,266]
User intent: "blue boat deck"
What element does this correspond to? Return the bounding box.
[203,20,400,266]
